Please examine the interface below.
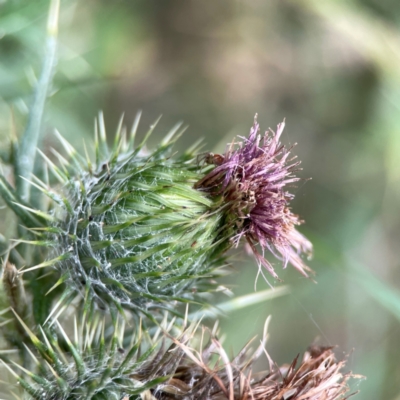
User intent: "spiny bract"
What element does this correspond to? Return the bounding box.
[33,114,233,316]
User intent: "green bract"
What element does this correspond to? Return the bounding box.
[31,115,232,316]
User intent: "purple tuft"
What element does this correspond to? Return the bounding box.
[196,114,313,280]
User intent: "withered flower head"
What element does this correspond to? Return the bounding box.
[196,114,313,279]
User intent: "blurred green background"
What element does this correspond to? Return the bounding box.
[1,0,400,398]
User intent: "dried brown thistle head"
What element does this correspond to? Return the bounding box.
[137,326,361,400]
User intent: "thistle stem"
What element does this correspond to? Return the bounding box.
[15,0,59,202]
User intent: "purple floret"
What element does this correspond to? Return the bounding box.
[196,115,313,279]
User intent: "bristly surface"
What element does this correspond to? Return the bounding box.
[196,114,313,280]
[19,114,236,318]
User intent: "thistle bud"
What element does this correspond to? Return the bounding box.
[33,114,311,314]
[38,116,232,315]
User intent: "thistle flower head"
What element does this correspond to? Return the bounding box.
[11,113,313,317]
[196,115,313,279]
